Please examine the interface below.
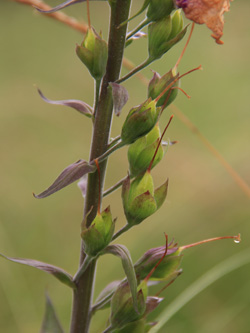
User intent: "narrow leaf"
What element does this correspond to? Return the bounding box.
[0,253,75,289]
[110,83,129,117]
[40,293,64,333]
[37,88,93,118]
[35,0,105,13]
[92,280,121,312]
[102,244,138,310]
[34,160,96,199]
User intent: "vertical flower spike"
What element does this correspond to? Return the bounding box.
[176,0,233,44]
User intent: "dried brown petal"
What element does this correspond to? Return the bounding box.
[176,0,232,44]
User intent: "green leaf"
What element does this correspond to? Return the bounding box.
[102,244,138,310]
[0,253,75,289]
[92,280,121,312]
[40,293,64,333]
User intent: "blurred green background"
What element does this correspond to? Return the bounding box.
[0,1,250,332]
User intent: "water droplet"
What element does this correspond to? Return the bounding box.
[234,239,240,244]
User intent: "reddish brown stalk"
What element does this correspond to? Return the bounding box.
[155,272,182,297]
[12,0,88,33]
[175,22,195,69]
[148,116,174,172]
[155,65,202,103]
[171,86,191,99]
[94,159,101,214]
[160,89,173,115]
[144,234,169,283]
[181,234,241,251]
[86,0,91,28]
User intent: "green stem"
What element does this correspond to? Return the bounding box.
[90,139,124,165]
[103,174,128,197]
[112,224,131,241]
[73,255,93,284]
[103,325,113,333]
[116,57,153,84]
[93,78,101,118]
[126,17,150,40]
[70,1,131,332]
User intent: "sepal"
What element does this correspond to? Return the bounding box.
[121,99,160,145]
[148,69,179,109]
[147,0,175,21]
[148,11,187,60]
[128,124,165,177]
[122,172,168,226]
[81,206,115,257]
[134,241,182,281]
[76,27,108,80]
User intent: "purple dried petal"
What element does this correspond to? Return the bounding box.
[130,31,147,40]
[38,88,93,117]
[34,160,96,199]
[145,296,164,316]
[110,83,129,117]
[77,175,88,198]
[0,253,75,289]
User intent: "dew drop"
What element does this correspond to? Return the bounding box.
[233,233,241,244]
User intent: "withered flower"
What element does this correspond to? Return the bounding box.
[176,0,232,44]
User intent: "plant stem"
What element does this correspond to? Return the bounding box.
[116,57,153,84]
[103,174,128,197]
[70,1,131,332]
[112,224,131,241]
[126,17,150,40]
[93,78,101,118]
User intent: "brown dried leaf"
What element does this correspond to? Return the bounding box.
[176,0,232,44]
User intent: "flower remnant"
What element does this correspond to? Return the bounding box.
[176,0,232,44]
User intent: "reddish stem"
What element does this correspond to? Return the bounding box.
[171,86,191,99]
[144,234,168,283]
[181,234,241,251]
[155,65,202,103]
[86,0,91,28]
[155,272,182,297]
[147,115,174,172]
[175,22,195,69]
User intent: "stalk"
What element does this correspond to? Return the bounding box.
[69,1,131,332]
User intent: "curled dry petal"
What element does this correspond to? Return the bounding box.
[110,83,129,117]
[38,88,93,117]
[176,0,232,44]
[34,160,96,199]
